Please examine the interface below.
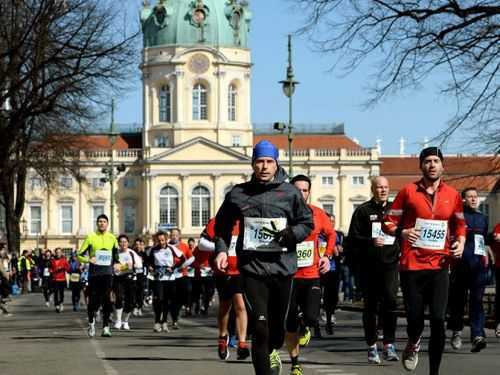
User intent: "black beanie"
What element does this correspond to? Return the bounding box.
[419,146,443,164]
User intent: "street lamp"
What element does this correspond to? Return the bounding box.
[100,99,126,233]
[275,34,299,177]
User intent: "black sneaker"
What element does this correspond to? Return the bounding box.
[325,322,333,335]
[471,336,487,353]
[237,342,250,360]
[218,335,229,360]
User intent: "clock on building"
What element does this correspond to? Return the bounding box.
[188,53,210,74]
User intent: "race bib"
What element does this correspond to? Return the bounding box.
[371,222,396,245]
[43,268,50,277]
[200,266,213,277]
[154,249,173,267]
[297,241,315,268]
[95,249,112,266]
[70,273,80,282]
[414,219,447,250]
[474,234,486,256]
[228,235,238,256]
[243,217,287,252]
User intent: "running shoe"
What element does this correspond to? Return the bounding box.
[325,322,333,335]
[377,330,384,341]
[451,331,462,350]
[218,335,229,360]
[495,323,500,338]
[55,305,60,313]
[228,335,238,348]
[402,340,420,372]
[45,301,50,308]
[368,344,381,364]
[153,323,162,332]
[290,364,303,375]
[133,308,138,316]
[269,349,282,375]
[114,320,122,330]
[470,336,487,353]
[60,305,64,312]
[101,326,112,337]
[122,322,130,330]
[137,308,143,316]
[88,322,96,337]
[172,321,179,330]
[298,327,311,347]
[383,343,399,361]
[162,322,169,332]
[237,341,250,360]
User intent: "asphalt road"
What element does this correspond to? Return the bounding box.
[1,292,499,375]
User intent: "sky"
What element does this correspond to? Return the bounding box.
[114,0,466,156]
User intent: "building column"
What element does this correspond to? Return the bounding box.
[211,173,220,216]
[180,174,189,230]
[338,174,348,231]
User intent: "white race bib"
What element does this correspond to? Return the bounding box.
[154,249,173,267]
[371,222,396,245]
[228,235,238,256]
[474,234,486,256]
[95,250,112,266]
[297,241,315,268]
[243,217,287,252]
[43,268,50,277]
[414,219,448,250]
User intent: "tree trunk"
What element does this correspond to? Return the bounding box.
[1,163,26,255]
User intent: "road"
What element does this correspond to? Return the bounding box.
[1,292,499,375]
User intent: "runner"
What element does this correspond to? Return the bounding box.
[50,248,70,313]
[185,237,197,317]
[77,214,119,337]
[285,174,336,375]
[348,176,400,364]
[132,237,147,316]
[113,235,138,331]
[192,238,215,317]
[492,222,500,337]
[68,252,83,312]
[149,230,185,333]
[383,147,466,375]
[214,140,313,375]
[198,217,250,361]
[447,187,489,352]
[40,250,53,307]
[170,228,194,328]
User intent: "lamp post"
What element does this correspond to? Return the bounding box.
[274,34,299,177]
[100,99,126,233]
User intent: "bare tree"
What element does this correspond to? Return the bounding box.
[0,0,138,253]
[292,0,500,150]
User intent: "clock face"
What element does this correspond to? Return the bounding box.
[192,9,205,25]
[188,54,210,74]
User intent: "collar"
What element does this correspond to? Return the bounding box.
[416,178,444,193]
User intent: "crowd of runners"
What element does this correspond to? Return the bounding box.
[1,141,500,375]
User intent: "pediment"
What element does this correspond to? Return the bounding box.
[148,137,251,163]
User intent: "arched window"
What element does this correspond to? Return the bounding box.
[191,186,210,227]
[228,84,237,121]
[192,83,208,120]
[159,186,178,227]
[159,85,171,122]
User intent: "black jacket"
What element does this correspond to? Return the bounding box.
[347,198,400,265]
[214,167,313,277]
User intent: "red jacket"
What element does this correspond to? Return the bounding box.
[175,241,193,277]
[204,217,240,276]
[383,179,466,271]
[295,205,336,279]
[50,257,70,282]
[492,223,500,268]
[193,247,211,277]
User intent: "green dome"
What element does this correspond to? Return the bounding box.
[141,0,252,49]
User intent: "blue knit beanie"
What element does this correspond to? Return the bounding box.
[252,140,279,163]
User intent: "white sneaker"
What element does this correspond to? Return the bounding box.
[132,308,138,316]
[162,322,169,332]
[60,305,64,312]
[88,322,96,337]
[45,301,50,308]
[137,308,143,316]
[122,322,130,330]
[114,320,122,330]
[153,323,162,332]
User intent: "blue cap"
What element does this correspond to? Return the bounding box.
[252,140,279,163]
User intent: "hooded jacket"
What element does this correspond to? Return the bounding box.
[214,167,313,277]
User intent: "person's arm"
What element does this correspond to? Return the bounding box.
[383,188,408,238]
[285,190,314,245]
[198,237,215,252]
[450,193,466,257]
[77,236,91,264]
[348,206,372,247]
[214,193,239,254]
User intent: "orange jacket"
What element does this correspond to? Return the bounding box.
[50,257,70,282]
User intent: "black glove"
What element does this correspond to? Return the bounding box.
[275,227,297,248]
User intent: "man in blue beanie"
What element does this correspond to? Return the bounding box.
[214,140,313,375]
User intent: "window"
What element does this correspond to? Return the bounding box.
[30,177,42,190]
[60,176,73,189]
[30,205,42,234]
[123,203,136,233]
[60,205,73,234]
[193,83,208,120]
[91,178,105,189]
[154,135,169,148]
[322,202,335,217]
[159,85,171,122]
[321,176,335,186]
[479,201,489,218]
[192,186,210,227]
[352,176,365,185]
[91,205,105,229]
[123,177,136,189]
[159,186,178,227]
[228,84,237,121]
[232,135,241,147]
